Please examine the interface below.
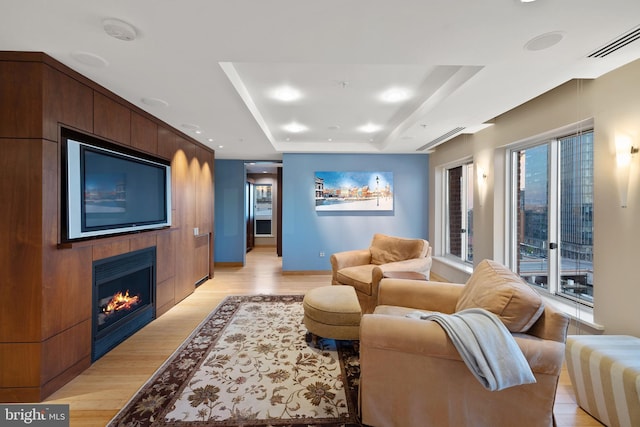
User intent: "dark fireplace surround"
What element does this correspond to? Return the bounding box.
[92,247,156,362]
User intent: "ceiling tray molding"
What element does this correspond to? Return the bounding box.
[219,62,276,145]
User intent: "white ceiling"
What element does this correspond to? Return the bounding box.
[2,0,640,160]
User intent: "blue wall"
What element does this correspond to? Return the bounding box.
[214,159,246,263]
[282,153,429,271]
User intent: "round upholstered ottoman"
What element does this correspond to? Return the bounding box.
[303,286,362,344]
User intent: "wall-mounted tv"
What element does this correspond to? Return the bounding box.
[63,130,172,241]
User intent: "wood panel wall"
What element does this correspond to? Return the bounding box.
[0,51,215,402]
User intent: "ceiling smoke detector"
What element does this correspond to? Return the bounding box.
[103,18,137,41]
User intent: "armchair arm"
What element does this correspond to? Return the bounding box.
[526,303,570,343]
[377,256,433,277]
[369,256,434,305]
[330,248,371,269]
[377,279,464,313]
[330,249,371,284]
[360,314,463,359]
[513,334,566,376]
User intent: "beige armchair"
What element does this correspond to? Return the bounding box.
[330,233,432,314]
[359,259,570,427]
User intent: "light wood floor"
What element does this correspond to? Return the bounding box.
[44,247,603,427]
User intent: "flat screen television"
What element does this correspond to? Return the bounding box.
[63,130,172,241]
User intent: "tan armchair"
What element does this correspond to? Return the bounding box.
[330,233,432,314]
[359,259,570,427]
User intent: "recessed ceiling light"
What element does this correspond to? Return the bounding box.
[283,122,308,133]
[380,88,411,103]
[524,31,565,51]
[181,123,200,131]
[328,138,333,142]
[358,123,382,133]
[194,130,202,135]
[218,145,224,149]
[208,138,214,142]
[270,86,302,102]
[103,18,137,41]
[71,51,109,68]
[141,97,169,107]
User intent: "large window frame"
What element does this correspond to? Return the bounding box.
[507,126,594,307]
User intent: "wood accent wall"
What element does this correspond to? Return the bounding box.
[0,52,215,402]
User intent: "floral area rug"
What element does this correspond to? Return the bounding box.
[108,295,361,427]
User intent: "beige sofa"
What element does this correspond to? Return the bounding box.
[359,259,570,427]
[330,233,432,314]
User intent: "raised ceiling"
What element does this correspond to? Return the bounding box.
[1,0,640,160]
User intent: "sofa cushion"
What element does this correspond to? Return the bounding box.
[455,259,544,333]
[336,264,377,295]
[370,233,427,265]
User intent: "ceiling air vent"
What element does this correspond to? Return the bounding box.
[588,25,640,58]
[416,127,466,152]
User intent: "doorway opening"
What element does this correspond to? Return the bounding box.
[245,162,282,257]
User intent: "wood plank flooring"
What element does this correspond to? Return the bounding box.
[44,247,603,426]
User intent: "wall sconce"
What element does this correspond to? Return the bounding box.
[615,134,638,208]
[477,167,488,206]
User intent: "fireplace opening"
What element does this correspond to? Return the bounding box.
[92,247,156,362]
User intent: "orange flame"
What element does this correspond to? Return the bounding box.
[102,290,140,315]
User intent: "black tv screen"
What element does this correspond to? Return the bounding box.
[64,133,171,240]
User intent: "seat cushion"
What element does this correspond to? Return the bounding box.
[336,264,377,295]
[369,233,427,265]
[303,286,362,326]
[455,259,544,333]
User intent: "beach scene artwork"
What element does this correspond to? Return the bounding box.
[315,171,393,211]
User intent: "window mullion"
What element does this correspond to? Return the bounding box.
[508,150,519,270]
[444,170,451,255]
[548,139,560,294]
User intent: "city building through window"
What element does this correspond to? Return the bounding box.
[509,129,594,306]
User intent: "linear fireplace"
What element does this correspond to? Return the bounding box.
[92,247,156,362]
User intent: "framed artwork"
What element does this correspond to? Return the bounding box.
[315,171,393,211]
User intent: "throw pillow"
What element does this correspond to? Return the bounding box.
[455,259,545,333]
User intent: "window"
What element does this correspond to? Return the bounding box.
[254,184,273,236]
[445,162,474,263]
[509,129,594,305]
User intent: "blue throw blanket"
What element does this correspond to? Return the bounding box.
[406,308,536,391]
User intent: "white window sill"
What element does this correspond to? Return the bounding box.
[433,256,473,274]
[539,294,604,332]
